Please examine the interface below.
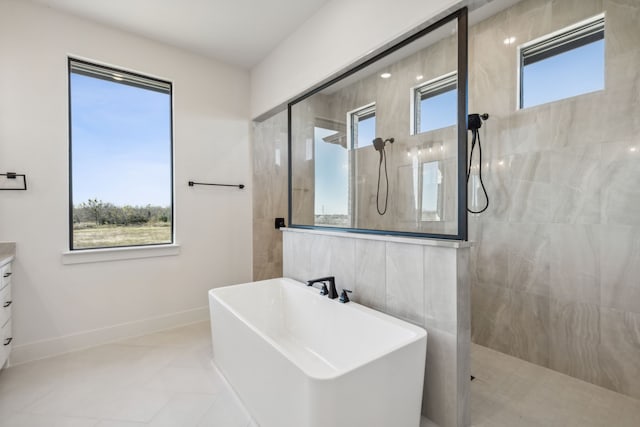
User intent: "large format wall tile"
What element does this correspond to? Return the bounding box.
[472,222,509,288]
[472,284,550,367]
[509,151,551,183]
[507,223,550,297]
[549,0,603,29]
[471,281,505,346]
[386,242,425,325]
[600,225,640,314]
[601,141,640,226]
[548,299,601,385]
[549,224,600,305]
[282,230,312,281]
[549,145,601,224]
[508,180,553,223]
[477,154,512,221]
[353,239,387,312]
[469,0,640,401]
[305,233,332,280]
[422,328,459,427]
[252,110,288,281]
[424,247,457,333]
[598,308,640,399]
[325,235,356,291]
[252,217,283,280]
[604,0,640,59]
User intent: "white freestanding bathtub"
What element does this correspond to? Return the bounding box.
[209,277,427,427]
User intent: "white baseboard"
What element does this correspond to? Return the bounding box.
[10,306,209,366]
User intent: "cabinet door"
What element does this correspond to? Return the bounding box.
[0,318,11,368]
[0,284,10,328]
[0,262,11,289]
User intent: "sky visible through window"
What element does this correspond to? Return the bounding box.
[70,73,171,208]
[314,112,378,217]
[522,39,604,108]
[420,89,457,132]
[314,127,347,215]
[356,115,376,148]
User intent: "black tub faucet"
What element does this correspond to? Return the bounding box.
[306,276,338,299]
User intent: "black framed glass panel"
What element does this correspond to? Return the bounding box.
[288,8,468,240]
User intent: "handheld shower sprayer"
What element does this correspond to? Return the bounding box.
[372,137,394,151]
[467,113,490,214]
[372,137,394,215]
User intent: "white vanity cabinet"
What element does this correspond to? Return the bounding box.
[0,260,13,369]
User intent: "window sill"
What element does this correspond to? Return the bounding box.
[62,244,180,265]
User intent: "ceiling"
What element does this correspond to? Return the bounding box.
[29,0,329,68]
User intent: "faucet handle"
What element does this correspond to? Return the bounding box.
[339,289,352,303]
[319,283,329,296]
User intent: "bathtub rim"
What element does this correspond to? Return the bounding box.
[209,277,427,381]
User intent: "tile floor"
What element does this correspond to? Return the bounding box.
[471,344,640,427]
[0,321,638,426]
[0,322,254,426]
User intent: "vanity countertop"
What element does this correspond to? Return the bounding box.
[0,242,16,266]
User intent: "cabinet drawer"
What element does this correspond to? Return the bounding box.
[0,284,11,328]
[0,263,12,289]
[0,318,11,369]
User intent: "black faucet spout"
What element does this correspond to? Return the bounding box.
[306,276,339,299]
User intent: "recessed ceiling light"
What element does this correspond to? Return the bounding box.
[380,72,391,79]
[503,36,516,45]
[416,75,424,81]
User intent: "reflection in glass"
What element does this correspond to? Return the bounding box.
[414,73,457,134]
[422,161,443,221]
[289,16,460,236]
[314,127,349,226]
[350,104,376,149]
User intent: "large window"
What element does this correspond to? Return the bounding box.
[68,59,173,250]
[519,14,605,109]
[412,72,457,134]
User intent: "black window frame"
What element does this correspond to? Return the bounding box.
[67,58,174,251]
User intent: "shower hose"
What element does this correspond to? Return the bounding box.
[376,148,389,215]
[466,126,489,214]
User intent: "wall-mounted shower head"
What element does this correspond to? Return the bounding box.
[372,137,394,152]
[468,113,489,131]
[373,137,385,152]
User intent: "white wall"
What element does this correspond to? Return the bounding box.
[250,0,461,118]
[0,0,253,362]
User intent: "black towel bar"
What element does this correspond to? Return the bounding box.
[188,181,245,189]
